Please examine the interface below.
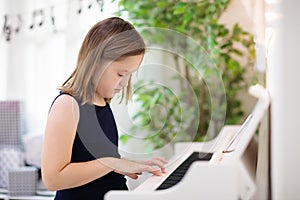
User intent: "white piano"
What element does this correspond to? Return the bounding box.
[105,85,270,200]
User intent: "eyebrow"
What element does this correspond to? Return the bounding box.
[119,69,128,72]
[119,68,138,73]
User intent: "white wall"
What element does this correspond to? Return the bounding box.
[0,1,8,98]
[220,0,265,116]
[0,0,118,135]
[268,0,300,199]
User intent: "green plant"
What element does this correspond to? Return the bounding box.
[119,80,196,151]
[115,0,256,148]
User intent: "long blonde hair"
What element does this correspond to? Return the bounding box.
[60,17,145,104]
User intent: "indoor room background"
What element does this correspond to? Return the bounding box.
[4,0,298,199]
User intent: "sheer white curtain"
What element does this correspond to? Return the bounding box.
[0,0,118,136]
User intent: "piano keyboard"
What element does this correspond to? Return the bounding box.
[156,151,213,190]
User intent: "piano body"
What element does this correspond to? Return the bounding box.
[105,85,270,200]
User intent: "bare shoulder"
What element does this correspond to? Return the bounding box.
[48,94,79,124]
[51,94,78,109]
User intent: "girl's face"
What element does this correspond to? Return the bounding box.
[95,54,143,101]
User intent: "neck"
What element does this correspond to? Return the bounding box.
[93,95,106,106]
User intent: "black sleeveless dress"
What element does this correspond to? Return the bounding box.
[52,93,128,200]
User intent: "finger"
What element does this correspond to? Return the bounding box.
[145,166,162,176]
[126,173,138,179]
[152,164,166,173]
[148,159,167,172]
[143,158,167,166]
[153,157,168,164]
[115,169,140,179]
[151,169,162,176]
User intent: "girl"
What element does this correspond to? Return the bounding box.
[41,17,167,200]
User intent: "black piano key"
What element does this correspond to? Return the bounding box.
[157,183,173,190]
[166,176,182,181]
[156,151,213,190]
[164,179,178,184]
[174,168,188,173]
[170,173,185,178]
